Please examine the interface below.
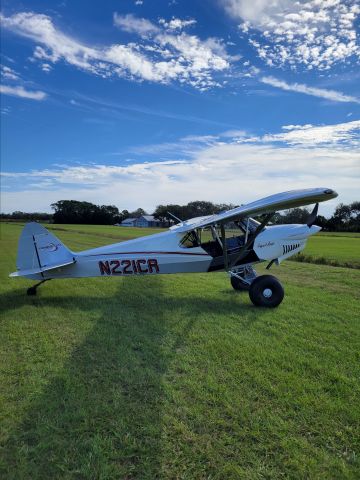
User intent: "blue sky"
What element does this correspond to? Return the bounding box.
[1,0,359,215]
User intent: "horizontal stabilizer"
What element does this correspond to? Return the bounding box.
[10,259,75,277]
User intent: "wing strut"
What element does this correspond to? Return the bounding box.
[211,226,223,248]
[220,224,229,270]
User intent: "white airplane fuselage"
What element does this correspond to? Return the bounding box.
[15,223,321,281]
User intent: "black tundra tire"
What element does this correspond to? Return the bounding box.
[230,275,250,291]
[249,275,284,308]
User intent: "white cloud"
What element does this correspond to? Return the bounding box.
[0,63,49,100]
[223,0,360,70]
[113,13,159,36]
[0,11,230,90]
[159,17,197,30]
[262,120,360,145]
[224,0,293,24]
[234,119,360,145]
[41,63,52,72]
[0,84,47,100]
[1,121,359,215]
[261,76,360,104]
[1,65,20,80]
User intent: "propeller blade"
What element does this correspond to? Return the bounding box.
[307,203,319,227]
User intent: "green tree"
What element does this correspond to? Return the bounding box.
[51,200,120,225]
[128,208,147,218]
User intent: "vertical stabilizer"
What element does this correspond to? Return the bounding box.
[15,222,74,274]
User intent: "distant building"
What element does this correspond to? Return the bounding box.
[119,217,137,227]
[119,215,162,228]
[135,215,162,228]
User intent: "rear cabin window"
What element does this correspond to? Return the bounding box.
[179,230,199,248]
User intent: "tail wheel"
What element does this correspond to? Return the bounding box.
[230,275,250,291]
[249,275,284,308]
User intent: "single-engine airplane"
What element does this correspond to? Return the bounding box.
[10,187,337,307]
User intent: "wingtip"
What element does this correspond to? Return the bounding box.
[324,188,338,198]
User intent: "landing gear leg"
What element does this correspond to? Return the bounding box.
[229,266,257,291]
[27,279,50,296]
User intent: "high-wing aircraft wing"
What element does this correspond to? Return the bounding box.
[171,188,338,232]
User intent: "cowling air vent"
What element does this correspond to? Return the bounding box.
[283,243,300,255]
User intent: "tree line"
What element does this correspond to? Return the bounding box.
[153,201,237,223]
[271,202,360,232]
[1,199,359,232]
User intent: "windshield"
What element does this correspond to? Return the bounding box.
[237,217,260,233]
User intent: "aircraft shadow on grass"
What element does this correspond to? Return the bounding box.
[0,277,262,479]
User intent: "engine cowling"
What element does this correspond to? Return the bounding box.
[253,224,321,262]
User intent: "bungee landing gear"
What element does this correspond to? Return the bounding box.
[27,279,50,296]
[229,267,284,307]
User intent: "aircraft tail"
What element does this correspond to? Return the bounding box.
[10,222,75,277]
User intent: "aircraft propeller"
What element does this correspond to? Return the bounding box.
[306,203,319,227]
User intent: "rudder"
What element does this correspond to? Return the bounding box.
[13,222,74,275]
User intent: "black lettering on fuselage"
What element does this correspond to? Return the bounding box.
[110,260,121,274]
[122,260,132,274]
[136,259,148,273]
[98,258,159,275]
[148,259,159,273]
[99,260,111,275]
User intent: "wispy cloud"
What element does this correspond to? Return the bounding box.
[1,63,48,101]
[65,91,237,128]
[1,65,20,80]
[261,76,360,104]
[262,120,360,145]
[158,17,197,30]
[0,85,47,100]
[233,119,360,146]
[223,0,360,70]
[2,120,358,214]
[0,11,230,90]
[113,13,159,36]
[127,134,219,158]
[1,106,11,115]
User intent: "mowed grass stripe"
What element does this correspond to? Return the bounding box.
[0,223,359,479]
[290,234,360,268]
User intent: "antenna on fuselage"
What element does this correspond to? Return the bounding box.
[167,211,183,224]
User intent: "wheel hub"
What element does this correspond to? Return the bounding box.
[263,288,273,298]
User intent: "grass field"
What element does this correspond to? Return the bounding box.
[290,232,360,269]
[0,223,359,479]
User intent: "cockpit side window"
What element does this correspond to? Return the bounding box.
[179,219,259,250]
[179,230,200,248]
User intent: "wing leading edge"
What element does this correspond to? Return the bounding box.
[170,188,338,232]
